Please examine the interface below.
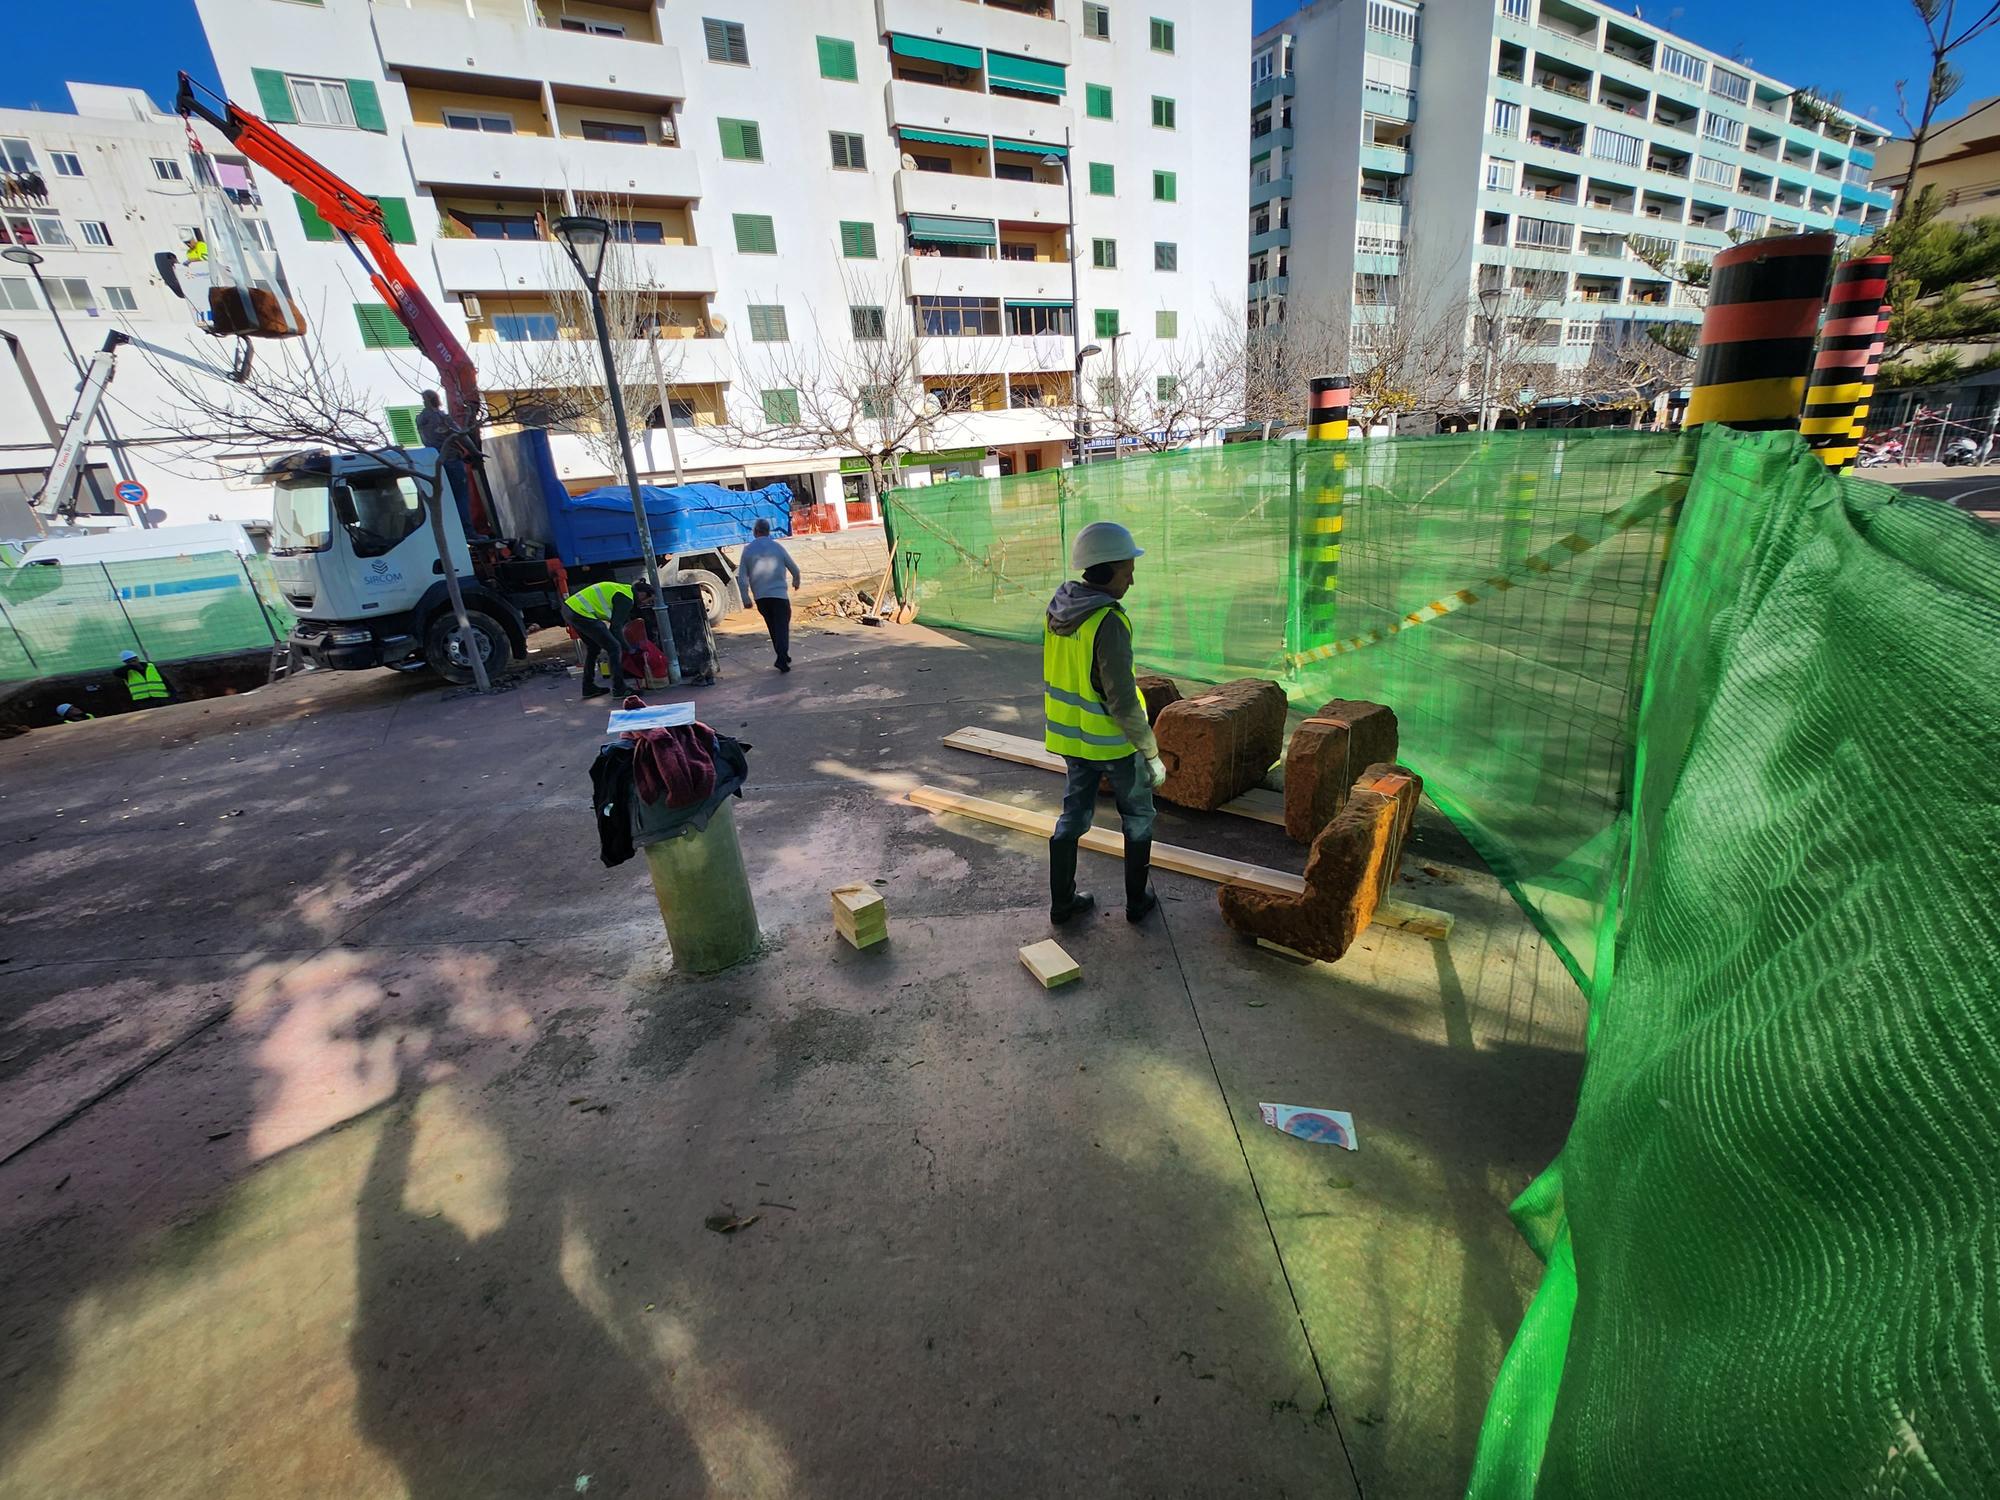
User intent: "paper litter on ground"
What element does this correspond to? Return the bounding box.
[608,703,697,733]
[1258,1102,1358,1150]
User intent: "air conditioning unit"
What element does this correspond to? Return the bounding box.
[462,295,483,318]
[659,116,677,144]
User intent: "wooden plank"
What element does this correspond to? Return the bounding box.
[906,786,1307,899]
[1019,939,1081,988]
[942,726,1286,827]
[1373,898,1453,941]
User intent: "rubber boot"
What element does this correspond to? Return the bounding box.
[1049,838,1095,923]
[1124,838,1158,923]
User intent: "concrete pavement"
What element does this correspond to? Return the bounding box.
[0,611,1582,1499]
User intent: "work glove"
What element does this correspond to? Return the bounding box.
[1145,755,1168,789]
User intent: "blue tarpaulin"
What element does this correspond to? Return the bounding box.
[564,481,793,559]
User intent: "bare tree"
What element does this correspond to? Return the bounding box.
[1344,240,1469,433]
[1893,0,2000,221]
[1229,293,1346,431]
[1075,314,1247,454]
[1466,271,1571,427]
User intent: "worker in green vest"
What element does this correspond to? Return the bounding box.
[55,702,94,725]
[1043,522,1168,926]
[564,578,656,700]
[116,650,171,705]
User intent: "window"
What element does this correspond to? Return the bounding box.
[719,118,764,161]
[1155,310,1177,338]
[703,18,749,65]
[733,213,776,253]
[860,385,893,421]
[151,157,185,182]
[1695,154,1734,185]
[850,304,886,340]
[1156,375,1178,401]
[1094,308,1119,338]
[1006,302,1073,335]
[1500,0,1529,18]
[1710,67,1750,104]
[1491,100,1520,135]
[579,119,647,143]
[50,151,83,178]
[1592,128,1642,167]
[442,110,514,134]
[1084,2,1110,39]
[1150,96,1177,131]
[355,303,416,348]
[1366,0,1419,42]
[11,217,70,246]
[1251,50,1275,85]
[611,220,665,243]
[1088,161,1114,195]
[1659,45,1706,85]
[829,132,866,170]
[1702,114,1743,147]
[839,220,877,258]
[0,138,36,173]
[1153,170,1176,202]
[385,405,423,446]
[482,313,555,342]
[1092,237,1117,268]
[559,17,625,34]
[1086,84,1113,120]
[1364,56,1412,96]
[104,285,138,312]
[1154,241,1177,271]
[1150,17,1174,51]
[79,221,113,247]
[1485,158,1516,191]
[286,77,358,128]
[1728,208,1765,235]
[914,295,1000,336]
[1357,228,1405,254]
[762,388,800,425]
[1095,375,1119,406]
[817,36,858,80]
[0,278,34,312]
[747,303,789,341]
[43,277,94,312]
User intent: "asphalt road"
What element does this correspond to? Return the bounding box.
[1897,473,2000,523]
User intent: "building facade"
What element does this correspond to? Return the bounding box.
[192,0,1247,517]
[1250,0,1895,409]
[0,84,281,534]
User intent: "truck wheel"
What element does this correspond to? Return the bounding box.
[670,569,727,625]
[424,610,510,684]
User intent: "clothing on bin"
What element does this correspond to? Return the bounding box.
[590,745,638,867]
[589,722,751,865]
[630,721,717,809]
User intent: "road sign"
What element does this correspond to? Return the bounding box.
[115,480,148,507]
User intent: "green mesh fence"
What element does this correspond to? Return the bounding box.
[0,550,289,684]
[888,427,2000,1495]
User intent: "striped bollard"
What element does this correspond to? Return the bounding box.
[1800,254,1892,471]
[1845,304,1893,461]
[1685,233,1835,432]
[1302,375,1350,639]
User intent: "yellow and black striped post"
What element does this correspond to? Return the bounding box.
[1302,375,1351,639]
[1845,303,1893,458]
[1800,254,1892,471]
[1685,233,1835,431]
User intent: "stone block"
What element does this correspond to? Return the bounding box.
[1135,674,1182,727]
[1155,678,1288,809]
[1282,699,1399,844]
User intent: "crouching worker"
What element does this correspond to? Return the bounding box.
[1042,521,1168,925]
[564,578,655,700]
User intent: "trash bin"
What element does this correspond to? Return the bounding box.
[642,800,759,972]
[661,582,717,683]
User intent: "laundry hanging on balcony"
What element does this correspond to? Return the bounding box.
[196,179,305,339]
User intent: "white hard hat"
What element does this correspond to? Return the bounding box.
[119,650,139,663]
[1072,521,1144,571]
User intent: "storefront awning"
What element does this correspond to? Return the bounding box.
[898,125,987,150]
[986,50,1066,96]
[995,137,1063,158]
[907,213,998,245]
[890,33,983,70]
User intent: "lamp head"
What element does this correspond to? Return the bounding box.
[1,246,43,268]
[552,215,612,287]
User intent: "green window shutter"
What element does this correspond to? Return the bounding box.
[1150,17,1175,52]
[1091,237,1116,268]
[817,36,858,80]
[1154,240,1178,271]
[1152,96,1176,129]
[354,303,414,348]
[1153,170,1177,202]
[294,192,335,242]
[377,197,416,244]
[345,79,386,132]
[762,388,800,424]
[1094,308,1119,339]
[385,406,422,446]
[733,213,776,253]
[1155,310,1177,338]
[839,220,877,258]
[719,118,763,161]
[747,303,788,341]
[252,69,297,125]
[1085,83,1113,119]
[1088,161,1114,195]
[1156,374,1178,400]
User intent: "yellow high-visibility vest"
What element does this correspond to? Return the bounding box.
[120,662,168,701]
[566,581,633,622]
[1043,605,1147,760]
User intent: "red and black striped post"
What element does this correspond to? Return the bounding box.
[1685,233,1835,431]
[1845,303,1893,458]
[1800,253,1892,471]
[1302,375,1350,638]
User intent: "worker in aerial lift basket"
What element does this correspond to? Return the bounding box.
[1043,521,1169,926]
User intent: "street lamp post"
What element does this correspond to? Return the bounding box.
[554,214,680,686]
[1075,342,1102,463]
[1476,283,1504,434]
[1045,134,1086,467]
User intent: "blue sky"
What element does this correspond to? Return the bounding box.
[6,0,1996,132]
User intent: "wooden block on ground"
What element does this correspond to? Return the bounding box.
[1282,699,1399,844]
[1374,898,1453,941]
[1256,938,1318,965]
[831,884,888,949]
[942,727,1285,826]
[1155,678,1288,810]
[1019,938,1081,988]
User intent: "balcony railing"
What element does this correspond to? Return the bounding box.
[1524,185,1578,203]
[1647,157,1689,177]
[1534,72,1591,100]
[1528,132,1583,154]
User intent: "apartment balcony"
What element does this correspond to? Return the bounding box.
[1246,276,1288,302]
[1532,71,1592,105]
[372,4,684,99]
[434,237,716,296]
[1359,144,1411,175]
[1249,225,1290,256]
[1252,73,1296,107]
[403,125,703,197]
[1363,85,1415,124]
[895,168,1066,227]
[468,333,729,390]
[911,335,1070,378]
[1250,175,1292,205]
[878,0,1071,66]
[887,79,1073,151]
[1357,198,1409,229]
[903,253,1071,304]
[1354,251,1401,276]
[1646,155,1690,179]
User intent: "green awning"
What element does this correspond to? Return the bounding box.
[986,51,1066,95]
[890,33,983,70]
[995,137,1063,157]
[899,125,987,150]
[907,213,997,245]
[1004,299,1073,309]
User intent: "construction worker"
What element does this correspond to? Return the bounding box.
[415,389,477,535]
[115,649,171,705]
[54,702,93,724]
[564,578,656,700]
[183,232,208,263]
[1043,521,1168,925]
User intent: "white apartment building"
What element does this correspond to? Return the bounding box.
[192,0,1247,519]
[1250,0,1895,401]
[0,83,283,534]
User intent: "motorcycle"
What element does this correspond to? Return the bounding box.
[1942,437,1983,467]
[1856,437,1902,468]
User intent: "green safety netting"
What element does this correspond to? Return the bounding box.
[0,550,290,684]
[886,427,2000,1496]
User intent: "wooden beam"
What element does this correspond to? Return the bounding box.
[942,726,1286,827]
[1373,898,1454,941]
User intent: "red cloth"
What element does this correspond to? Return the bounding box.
[620,618,669,682]
[619,695,716,809]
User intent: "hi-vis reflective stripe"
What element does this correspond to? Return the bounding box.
[124,663,168,700]
[1044,605,1142,760]
[1043,713,1132,749]
[1046,682,1110,715]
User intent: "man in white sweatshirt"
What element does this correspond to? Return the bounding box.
[736,519,803,672]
